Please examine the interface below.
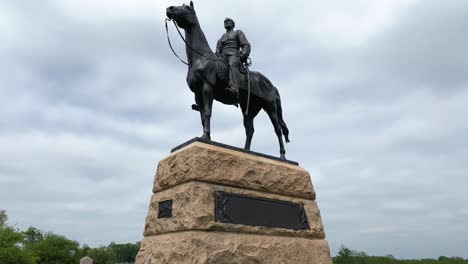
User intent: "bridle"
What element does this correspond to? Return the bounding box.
[165,12,222,66]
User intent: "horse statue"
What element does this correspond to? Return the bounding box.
[166,1,290,159]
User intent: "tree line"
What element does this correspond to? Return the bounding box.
[2,210,467,264]
[333,245,468,264]
[0,210,139,264]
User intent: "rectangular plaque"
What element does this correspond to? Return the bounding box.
[215,192,309,230]
[158,200,173,218]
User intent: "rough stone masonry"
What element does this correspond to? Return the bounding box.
[136,140,332,264]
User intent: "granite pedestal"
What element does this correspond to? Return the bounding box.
[136,139,332,264]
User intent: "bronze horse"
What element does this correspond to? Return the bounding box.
[166,2,290,159]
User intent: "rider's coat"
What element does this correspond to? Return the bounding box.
[216,30,251,92]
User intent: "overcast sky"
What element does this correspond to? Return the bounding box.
[1,0,467,259]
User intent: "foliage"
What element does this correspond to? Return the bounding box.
[0,212,37,264]
[334,245,368,264]
[0,210,142,264]
[26,232,80,264]
[332,245,468,264]
[5,209,468,264]
[77,242,141,264]
[23,226,43,245]
[109,242,140,263]
[0,210,7,227]
[0,246,37,264]
[86,246,117,264]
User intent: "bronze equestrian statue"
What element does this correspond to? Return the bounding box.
[166,2,290,159]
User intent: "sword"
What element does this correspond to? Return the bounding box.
[244,57,252,116]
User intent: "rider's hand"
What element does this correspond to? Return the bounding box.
[240,53,247,62]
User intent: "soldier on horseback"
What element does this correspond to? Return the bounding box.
[216,17,251,100]
[166,2,290,158]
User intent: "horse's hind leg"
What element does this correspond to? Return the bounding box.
[242,104,261,150]
[243,117,254,150]
[265,105,286,159]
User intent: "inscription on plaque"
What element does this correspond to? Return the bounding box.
[215,192,309,230]
[158,200,173,218]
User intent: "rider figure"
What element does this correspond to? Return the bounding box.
[216,18,251,100]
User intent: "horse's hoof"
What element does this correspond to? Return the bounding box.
[280,154,286,160]
[200,133,211,141]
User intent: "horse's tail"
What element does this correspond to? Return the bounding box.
[275,88,290,143]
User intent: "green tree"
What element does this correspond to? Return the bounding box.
[0,246,37,264]
[108,242,140,263]
[80,244,91,257]
[334,245,356,264]
[331,246,468,264]
[29,232,80,264]
[87,246,116,264]
[23,226,43,245]
[0,210,36,264]
[0,210,7,227]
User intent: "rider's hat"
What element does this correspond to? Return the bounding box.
[224,17,235,26]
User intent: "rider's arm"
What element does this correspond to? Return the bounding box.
[237,30,251,58]
[216,38,222,54]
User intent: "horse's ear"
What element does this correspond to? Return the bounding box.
[190,1,194,9]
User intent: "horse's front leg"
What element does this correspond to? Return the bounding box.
[200,83,213,141]
[194,93,205,127]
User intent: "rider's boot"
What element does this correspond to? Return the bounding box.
[191,104,200,111]
[226,63,240,101]
[226,85,240,100]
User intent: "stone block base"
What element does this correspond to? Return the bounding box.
[136,139,332,264]
[136,231,332,264]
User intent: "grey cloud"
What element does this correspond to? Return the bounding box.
[1,0,468,259]
[363,0,468,92]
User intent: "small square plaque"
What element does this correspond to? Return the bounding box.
[158,200,173,218]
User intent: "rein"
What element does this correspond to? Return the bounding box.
[244,58,252,116]
[165,18,222,65]
[165,18,189,65]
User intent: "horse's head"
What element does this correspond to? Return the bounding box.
[166,1,196,29]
